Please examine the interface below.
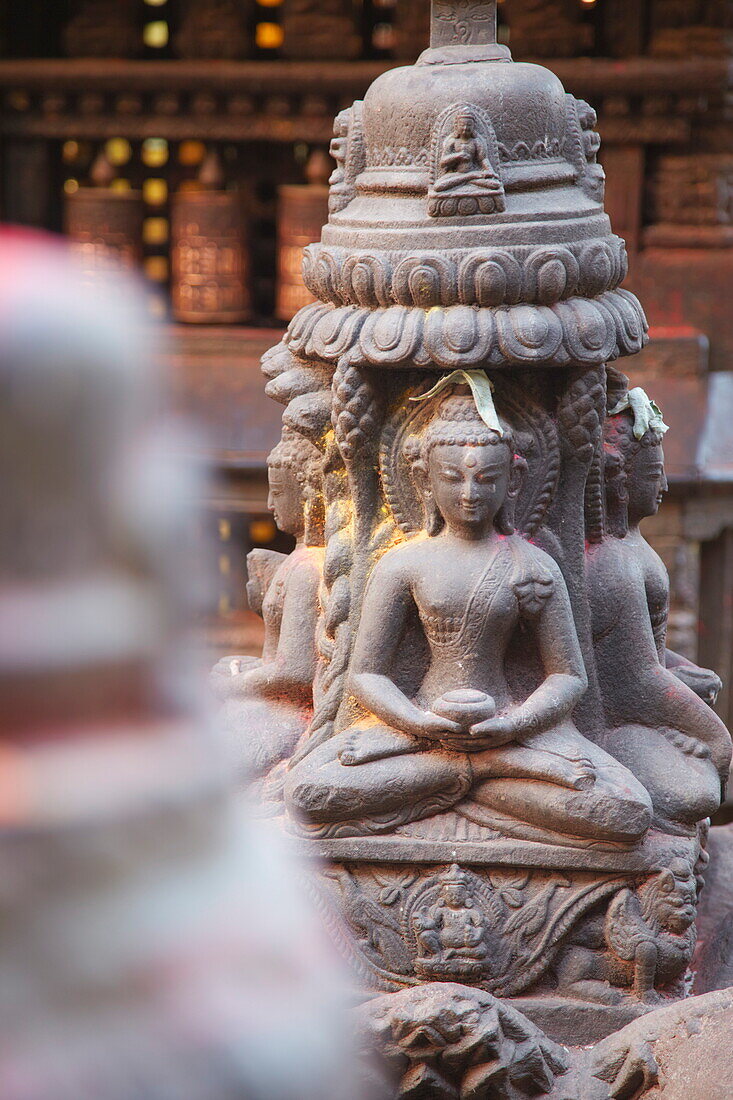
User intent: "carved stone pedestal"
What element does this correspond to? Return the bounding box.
[304,830,703,1044]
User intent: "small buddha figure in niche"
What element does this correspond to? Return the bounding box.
[211,428,324,787]
[412,866,490,980]
[428,109,506,216]
[587,391,732,830]
[286,389,652,844]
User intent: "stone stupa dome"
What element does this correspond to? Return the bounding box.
[292,0,646,373]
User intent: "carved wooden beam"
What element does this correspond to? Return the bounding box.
[0,58,727,145]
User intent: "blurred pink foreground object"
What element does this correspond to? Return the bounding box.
[0,232,363,1100]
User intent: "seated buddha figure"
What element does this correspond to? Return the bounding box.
[286,389,653,844]
[412,866,489,980]
[211,428,324,786]
[428,109,505,215]
[587,391,732,830]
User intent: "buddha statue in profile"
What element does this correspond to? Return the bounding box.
[286,387,652,845]
[211,428,324,787]
[587,388,732,831]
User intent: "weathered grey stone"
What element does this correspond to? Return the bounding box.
[216,0,733,1086]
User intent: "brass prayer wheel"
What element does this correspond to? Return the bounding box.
[275,150,331,322]
[171,153,251,324]
[65,153,143,276]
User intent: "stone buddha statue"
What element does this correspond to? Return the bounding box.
[428,109,505,216]
[587,389,732,831]
[286,388,652,844]
[211,428,324,787]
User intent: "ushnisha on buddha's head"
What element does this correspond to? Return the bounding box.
[407,388,526,538]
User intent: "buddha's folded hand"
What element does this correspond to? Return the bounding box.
[468,712,521,745]
[420,711,465,741]
[209,655,260,699]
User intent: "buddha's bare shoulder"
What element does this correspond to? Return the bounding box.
[370,535,432,578]
[506,534,563,579]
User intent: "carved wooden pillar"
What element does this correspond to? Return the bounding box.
[220,0,733,1067]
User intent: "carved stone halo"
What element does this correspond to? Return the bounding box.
[403,864,507,981]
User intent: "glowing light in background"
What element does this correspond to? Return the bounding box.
[143,20,169,48]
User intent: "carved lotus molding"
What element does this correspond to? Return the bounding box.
[303,236,628,309]
[286,289,648,371]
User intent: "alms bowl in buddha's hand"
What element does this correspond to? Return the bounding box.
[431,689,496,732]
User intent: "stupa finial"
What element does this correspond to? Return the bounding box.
[430,0,497,47]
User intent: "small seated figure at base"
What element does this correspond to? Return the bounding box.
[286,389,652,845]
[587,387,732,831]
[412,865,490,980]
[211,429,324,788]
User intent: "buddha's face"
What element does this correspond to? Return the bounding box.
[442,884,468,908]
[626,440,667,524]
[267,464,304,538]
[428,442,511,536]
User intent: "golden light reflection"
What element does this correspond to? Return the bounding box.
[145,255,169,282]
[105,138,132,166]
[179,140,207,167]
[143,178,168,205]
[143,217,169,245]
[143,20,169,48]
[250,519,277,543]
[142,138,169,167]
[256,22,284,49]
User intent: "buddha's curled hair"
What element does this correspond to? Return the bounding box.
[603,405,664,540]
[604,410,665,459]
[422,393,514,456]
[268,426,322,483]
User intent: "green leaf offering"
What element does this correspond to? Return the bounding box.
[410,369,504,437]
[608,386,669,441]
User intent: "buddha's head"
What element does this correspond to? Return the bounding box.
[604,412,667,534]
[441,881,470,910]
[437,866,474,910]
[410,391,524,538]
[267,428,324,544]
[454,110,475,141]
